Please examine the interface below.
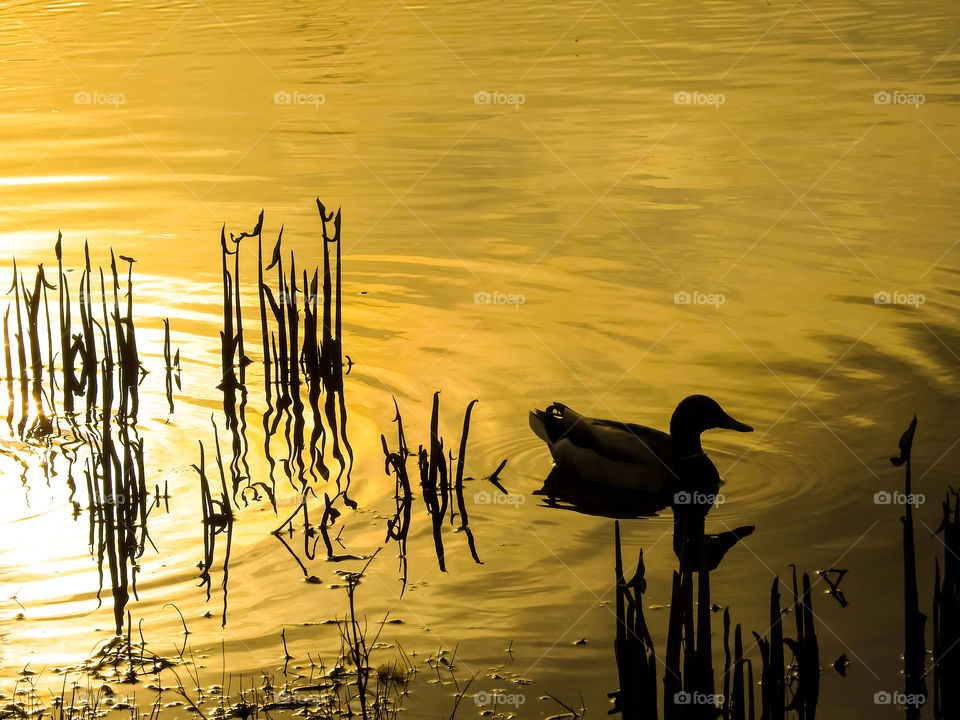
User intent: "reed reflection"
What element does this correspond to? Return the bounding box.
[2,239,166,637]
[606,488,819,719]
[194,421,234,627]
[162,317,180,415]
[204,201,360,598]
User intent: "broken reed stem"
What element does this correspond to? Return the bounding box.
[56,233,75,413]
[257,221,271,403]
[3,307,11,384]
[933,489,960,719]
[383,399,412,593]
[453,399,481,563]
[42,265,54,407]
[422,392,446,572]
[11,260,26,385]
[163,319,174,414]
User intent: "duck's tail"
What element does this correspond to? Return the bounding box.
[529,409,552,445]
[529,403,570,447]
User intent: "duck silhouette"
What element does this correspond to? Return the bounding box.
[529,394,753,496]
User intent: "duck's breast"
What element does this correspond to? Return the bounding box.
[672,454,721,489]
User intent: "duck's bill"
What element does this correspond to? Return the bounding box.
[718,412,753,432]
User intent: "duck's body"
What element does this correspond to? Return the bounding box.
[529,404,673,493]
[529,395,752,495]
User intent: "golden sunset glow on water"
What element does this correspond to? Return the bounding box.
[0,2,958,718]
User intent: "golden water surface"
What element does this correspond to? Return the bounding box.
[1,1,959,717]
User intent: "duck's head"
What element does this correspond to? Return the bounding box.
[669,395,753,440]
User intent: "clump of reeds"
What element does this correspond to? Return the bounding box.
[3,236,155,433]
[380,392,487,590]
[612,512,819,720]
[609,520,657,718]
[205,203,357,583]
[45,244,156,637]
[253,202,354,498]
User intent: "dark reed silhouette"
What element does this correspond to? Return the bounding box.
[200,202,357,589]
[217,223,255,510]
[194,421,234,627]
[891,416,926,719]
[85,254,152,635]
[610,520,658,718]
[256,202,354,498]
[162,317,181,414]
[933,488,960,719]
[817,568,849,608]
[383,398,414,590]
[381,392,489,590]
[2,239,163,636]
[610,521,818,719]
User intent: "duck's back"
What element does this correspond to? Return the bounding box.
[530,404,673,492]
[586,418,672,464]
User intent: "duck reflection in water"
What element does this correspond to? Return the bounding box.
[530,395,756,564]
